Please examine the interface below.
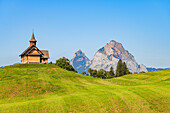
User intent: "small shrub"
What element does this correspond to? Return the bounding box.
[81,71,86,75]
[140,71,146,73]
[49,62,53,64]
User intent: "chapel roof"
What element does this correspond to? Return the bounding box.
[41,50,50,58]
[19,45,43,56]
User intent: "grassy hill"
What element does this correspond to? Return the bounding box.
[0,64,169,113]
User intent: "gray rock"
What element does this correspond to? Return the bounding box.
[71,40,148,73]
[70,49,91,73]
[90,40,147,73]
[139,64,148,72]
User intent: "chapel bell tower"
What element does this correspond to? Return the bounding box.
[29,33,37,46]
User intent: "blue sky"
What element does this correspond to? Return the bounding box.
[0,0,170,68]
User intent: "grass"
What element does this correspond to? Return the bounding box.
[0,64,169,113]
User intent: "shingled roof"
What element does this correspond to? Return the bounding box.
[19,45,43,56]
[41,50,49,58]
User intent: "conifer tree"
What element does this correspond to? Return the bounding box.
[109,66,115,78]
[122,62,127,75]
[116,60,130,77]
[122,62,131,75]
[116,59,123,77]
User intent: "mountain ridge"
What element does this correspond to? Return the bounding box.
[147,67,170,72]
[71,40,148,73]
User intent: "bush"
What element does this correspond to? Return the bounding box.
[81,71,86,75]
[96,69,107,79]
[49,61,53,64]
[140,71,146,73]
[56,57,77,72]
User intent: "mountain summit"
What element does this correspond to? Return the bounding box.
[70,49,91,73]
[90,40,147,73]
[71,40,148,73]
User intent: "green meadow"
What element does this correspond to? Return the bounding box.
[0,64,169,113]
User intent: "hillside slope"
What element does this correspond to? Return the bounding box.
[0,64,169,113]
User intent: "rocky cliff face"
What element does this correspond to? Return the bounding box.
[139,64,148,72]
[90,40,148,73]
[70,50,91,73]
[71,40,148,73]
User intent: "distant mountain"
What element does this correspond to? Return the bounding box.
[147,67,170,72]
[71,40,148,73]
[90,40,147,73]
[70,50,91,73]
[0,63,20,68]
[13,63,20,65]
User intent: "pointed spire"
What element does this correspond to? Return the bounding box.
[30,32,37,42]
[29,32,37,46]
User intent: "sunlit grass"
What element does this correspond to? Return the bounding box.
[0,64,169,112]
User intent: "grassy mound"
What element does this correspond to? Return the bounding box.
[0,64,169,112]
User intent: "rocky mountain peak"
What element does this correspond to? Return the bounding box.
[90,40,148,73]
[71,50,91,73]
[103,40,124,56]
[71,40,148,73]
[73,49,85,57]
[108,40,122,48]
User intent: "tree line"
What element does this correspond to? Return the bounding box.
[82,59,130,79]
[54,57,130,79]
